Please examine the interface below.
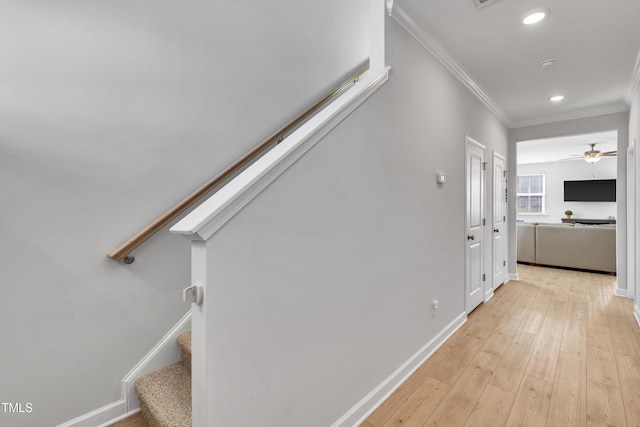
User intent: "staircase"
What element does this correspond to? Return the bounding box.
[134,331,192,427]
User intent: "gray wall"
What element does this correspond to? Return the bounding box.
[0,2,512,425]
[0,1,368,425]
[191,16,509,425]
[508,112,629,289]
[517,158,617,223]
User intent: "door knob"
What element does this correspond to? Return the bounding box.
[467,234,475,241]
[494,228,499,233]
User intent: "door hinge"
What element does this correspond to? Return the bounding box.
[482,273,486,281]
[482,162,487,171]
[483,218,486,226]
[503,216,506,221]
[503,260,506,267]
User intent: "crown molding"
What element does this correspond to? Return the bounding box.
[390,0,512,128]
[625,48,640,107]
[510,103,629,129]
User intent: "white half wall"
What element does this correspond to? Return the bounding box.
[172,12,508,425]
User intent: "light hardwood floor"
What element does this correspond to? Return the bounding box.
[363,264,640,427]
[109,413,149,427]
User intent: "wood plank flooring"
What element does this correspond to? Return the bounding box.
[364,264,640,427]
[109,413,149,427]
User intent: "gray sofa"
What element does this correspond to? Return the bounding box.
[516,222,616,273]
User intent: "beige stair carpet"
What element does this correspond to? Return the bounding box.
[134,331,192,427]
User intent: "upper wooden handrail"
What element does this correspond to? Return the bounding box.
[108,64,369,262]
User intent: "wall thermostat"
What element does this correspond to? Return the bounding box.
[436,173,447,184]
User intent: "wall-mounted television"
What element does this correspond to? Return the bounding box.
[564,179,616,202]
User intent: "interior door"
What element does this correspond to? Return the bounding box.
[493,152,507,289]
[466,137,485,313]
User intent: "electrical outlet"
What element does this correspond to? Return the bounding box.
[432,299,440,317]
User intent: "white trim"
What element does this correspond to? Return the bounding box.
[635,304,640,329]
[171,68,390,241]
[122,311,192,412]
[331,312,467,427]
[371,0,387,74]
[485,290,495,302]
[190,241,208,427]
[511,103,629,129]
[389,0,511,127]
[509,273,520,281]
[625,48,640,107]
[385,0,393,15]
[56,401,126,427]
[615,287,628,298]
[56,312,191,427]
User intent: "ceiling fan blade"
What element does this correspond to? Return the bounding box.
[598,150,617,156]
[558,156,585,161]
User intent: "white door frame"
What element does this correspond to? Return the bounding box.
[628,138,636,301]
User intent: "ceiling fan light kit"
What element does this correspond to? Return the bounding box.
[556,142,617,163]
[582,143,616,163]
[584,156,601,164]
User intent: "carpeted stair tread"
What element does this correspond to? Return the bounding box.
[176,331,191,372]
[134,362,191,427]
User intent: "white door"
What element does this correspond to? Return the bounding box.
[493,152,507,289]
[466,137,485,313]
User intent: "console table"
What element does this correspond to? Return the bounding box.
[561,218,616,225]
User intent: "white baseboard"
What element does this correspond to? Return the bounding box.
[634,304,640,329]
[615,287,628,298]
[56,311,191,427]
[509,273,520,281]
[56,401,126,427]
[331,311,467,427]
[485,290,495,302]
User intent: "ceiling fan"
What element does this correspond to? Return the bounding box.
[561,143,617,163]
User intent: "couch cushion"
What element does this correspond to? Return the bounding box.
[535,224,616,272]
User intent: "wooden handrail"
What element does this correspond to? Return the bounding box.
[108,64,370,261]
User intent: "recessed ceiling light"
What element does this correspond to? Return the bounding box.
[522,9,549,25]
[550,95,564,102]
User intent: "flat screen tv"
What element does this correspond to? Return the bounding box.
[564,179,616,202]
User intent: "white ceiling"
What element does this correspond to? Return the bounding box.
[402,0,640,128]
[517,130,617,164]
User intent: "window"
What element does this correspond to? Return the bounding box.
[517,174,545,213]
